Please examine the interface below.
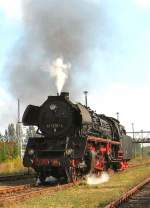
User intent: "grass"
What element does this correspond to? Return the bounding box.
[128,156,150,165]
[0,157,28,175]
[5,157,150,208]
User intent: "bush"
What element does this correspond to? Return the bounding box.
[0,157,26,175]
[0,141,19,162]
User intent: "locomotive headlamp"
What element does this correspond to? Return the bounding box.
[49,104,56,110]
[28,149,34,155]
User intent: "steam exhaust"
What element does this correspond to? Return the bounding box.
[86,172,110,185]
[50,57,71,95]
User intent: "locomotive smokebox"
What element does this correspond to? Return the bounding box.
[60,92,69,99]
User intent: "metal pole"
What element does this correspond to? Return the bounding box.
[83,91,88,107]
[17,99,22,158]
[131,123,135,140]
[131,123,136,158]
[18,99,20,123]
[141,130,143,159]
[116,112,119,120]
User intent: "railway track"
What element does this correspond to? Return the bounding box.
[128,161,150,169]
[105,177,150,208]
[0,180,80,206]
[0,164,149,207]
[0,162,143,183]
[0,173,35,182]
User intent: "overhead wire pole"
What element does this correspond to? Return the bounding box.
[141,129,144,159]
[116,112,119,121]
[83,91,88,107]
[17,99,22,158]
[18,99,30,173]
[18,99,20,123]
[131,123,135,157]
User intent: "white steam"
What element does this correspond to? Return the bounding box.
[86,172,110,185]
[50,57,71,94]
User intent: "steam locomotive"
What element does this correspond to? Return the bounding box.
[22,92,132,183]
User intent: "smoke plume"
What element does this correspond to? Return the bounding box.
[50,57,71,95]
[7,0,105,104]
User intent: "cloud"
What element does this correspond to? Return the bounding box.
[1,0,150,136]
[7,0,105,103]
[0,0,22,20]
[83,0,101,4]
[89,83,150,132]
[133,0,150,9]
[0,86,17,134]
[1,82,150,135]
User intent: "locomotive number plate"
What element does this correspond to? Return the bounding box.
[46,124,63,128]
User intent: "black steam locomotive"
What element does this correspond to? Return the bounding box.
[22,92,132,183]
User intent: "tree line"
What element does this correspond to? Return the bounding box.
[0,123,36,141]
[0,123,36,162]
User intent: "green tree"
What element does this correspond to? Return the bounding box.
[13,143,19,158]
[5,129,8,140]
[0,142,7,161]
[0,132,2,140]
[8,123,16,140]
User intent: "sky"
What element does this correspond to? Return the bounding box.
[0,0,150,134]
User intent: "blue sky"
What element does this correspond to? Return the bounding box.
[0,0,23,132]
[0,0,150,133]
[0,13,21,83]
